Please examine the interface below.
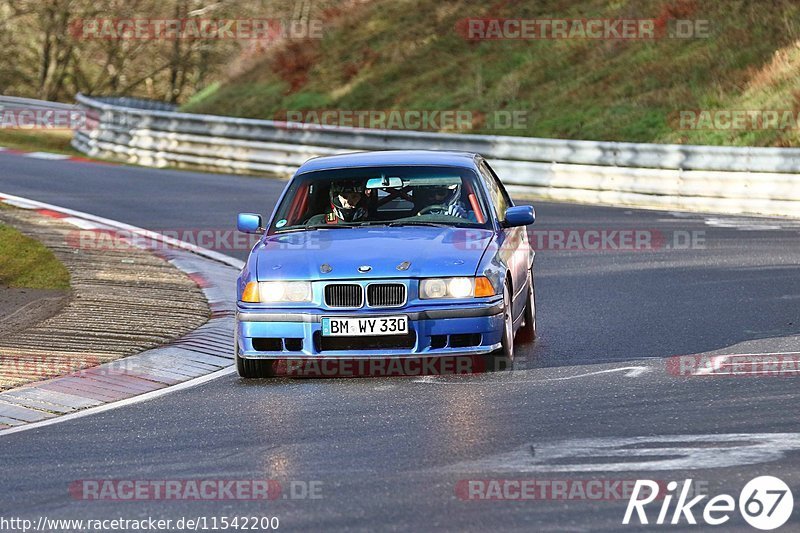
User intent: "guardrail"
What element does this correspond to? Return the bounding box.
[56,93,800,217]
[0,95,79,112]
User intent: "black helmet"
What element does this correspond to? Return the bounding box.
[418,182,461,209]
[329,179,368,222]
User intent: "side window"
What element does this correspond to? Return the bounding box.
[479,161,509,220]
[484,161,513,209]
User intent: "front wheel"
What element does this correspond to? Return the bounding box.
[519,267,537,343]
[487,284,514,371]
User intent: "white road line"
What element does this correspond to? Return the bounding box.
[25,152,72,160]
[412,365,652,384]
[2,199,41,209]
[542,366,651,382]
[698,351,800,356]
[61,216,99,230]
[718,370,800,376]
[623,366,650,377]
[0,367,236,437]
[694,355,729,376]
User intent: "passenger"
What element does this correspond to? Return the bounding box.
[308,179,370,225]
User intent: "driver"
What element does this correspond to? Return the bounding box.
[311,179,370,225]
[416,182,467,218]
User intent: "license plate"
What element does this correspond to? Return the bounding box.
[321,316,408,337]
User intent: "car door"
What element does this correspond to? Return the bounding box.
[478,159,529,321]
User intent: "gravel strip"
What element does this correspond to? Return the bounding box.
[0,208,210,390]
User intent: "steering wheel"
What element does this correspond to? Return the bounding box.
[418,204,448,215]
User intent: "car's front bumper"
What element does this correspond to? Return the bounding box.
[236,300,504,359]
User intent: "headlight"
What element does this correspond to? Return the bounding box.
[420,278,449,299]
[241,281,312,303]
[419,277,495,299]
[448,277,474,298]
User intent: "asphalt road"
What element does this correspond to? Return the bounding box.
[1,152,799,532]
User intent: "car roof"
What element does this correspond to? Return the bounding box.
[295,150,480,175]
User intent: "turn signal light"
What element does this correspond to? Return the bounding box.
[241,281,260,302]
[474,277,495,297]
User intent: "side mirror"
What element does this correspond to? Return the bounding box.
[237,213,263,234]
[504,206,535,227]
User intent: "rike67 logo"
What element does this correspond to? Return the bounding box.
[624,476,794,530]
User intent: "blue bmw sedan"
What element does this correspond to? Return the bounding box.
[235,150,536,377]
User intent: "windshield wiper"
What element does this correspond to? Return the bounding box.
[306,224,359,230]
[386,221,452,228]
[273,224,359,234]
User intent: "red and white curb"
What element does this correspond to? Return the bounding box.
[0,145,114,166]
[0,192,244,436]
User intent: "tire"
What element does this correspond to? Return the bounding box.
[519,267,537,343]
[487,284,514,371]
[235,331,277,378]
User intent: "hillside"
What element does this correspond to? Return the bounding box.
[182,0,800,147]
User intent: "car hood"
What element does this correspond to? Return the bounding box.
[255,226,493,280]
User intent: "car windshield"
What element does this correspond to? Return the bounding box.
[268,165,492,234]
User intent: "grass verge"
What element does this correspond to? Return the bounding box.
[0,222,71,290]
[0,129,80,156]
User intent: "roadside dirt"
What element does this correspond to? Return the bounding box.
[0,286,69,339]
